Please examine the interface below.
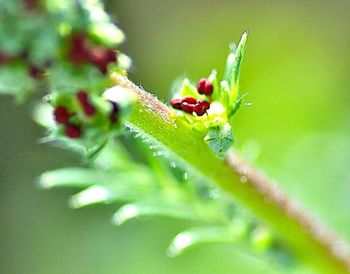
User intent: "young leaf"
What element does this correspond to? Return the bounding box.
[228,93,247,120]
[112,201,202,225]
[69,181,157,208]
[180,78,198,98]
[204,123,234,157]
[167,223,248,257]
[88,23,125,47]
[38,168,117,189]
[0,63,36,100]
[223,32,248,104]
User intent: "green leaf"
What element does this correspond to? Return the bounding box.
[33,103,56,128]
[208,69,220,101]
[0,63,36,101]
[250,227,274,251]
[112,201,202,225]
[204,123,234,157]
[223,31,248,103]
[88,23,125,47]
[39,167,152,188]
[28,21,60,66]
[69,181,156,208]
[38,168,117,189]
[168,221,248,257]
[219,80,230,110]
[48,63,107,93]
[228,93,247,120]
[223,43,236,84]
[180,78,198,98]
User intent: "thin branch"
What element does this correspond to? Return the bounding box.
[109,73,350,274]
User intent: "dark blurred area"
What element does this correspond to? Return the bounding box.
[1,0,350,273]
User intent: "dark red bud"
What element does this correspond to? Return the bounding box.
[29,65,44,79]
[54,106,70,124]
[69,34,89,64]
[193,104,206,116]
[182,96,197,104]
[198,99,210,111]
[181,102,194,114]
[170,98,182,110]
[70,33,87,52]
[197,78,213,96]
[204,81,213,95]
[106,49,118,63]
[193,100,210,116]
[87,47,117,74]
[76,91,89,103]
[83,104,96,116]
[197,78,206,94]
[65,124,82,139]
[76,91,96,116]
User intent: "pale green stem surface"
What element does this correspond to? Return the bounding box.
[110,73,350,274]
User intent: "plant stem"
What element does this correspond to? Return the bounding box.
[109,73,350,274]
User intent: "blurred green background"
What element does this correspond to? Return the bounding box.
[1,0,350,273]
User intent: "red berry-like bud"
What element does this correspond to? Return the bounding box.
[76,91,89,104]
[198,99,210,111]
[83,104,96,116]
[181,102,194,114]
[170,98,182,110]
[197,78,213,96]
[54,106,70,124]
[106,49,118,63]
[193,104,206,116]
[197,78,206,94]
[65,124,82,139]
[182,96,197,104]
[69,34,89,64]
[76,91,96,116]
[193,100,210,116]
[87,47,117,74]
[29,65,44,79]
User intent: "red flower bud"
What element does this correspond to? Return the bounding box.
[69,34,89,65]
[76,91,96,116]
[197,78,213,96]
[65,124,82,139]
[54,106,70,124]
[181,102,194,114]
[193,104,205,116]
[182,96,197,104]
[76,91,89,104]
[170,98,182,110]
[198,99,210,110]
[29,65,44,79]
[87,47,117,74]
[193,100,210,116]
[83,104,96,116]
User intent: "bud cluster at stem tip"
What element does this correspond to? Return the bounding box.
[52,89,121,139]
[167,32,248,157]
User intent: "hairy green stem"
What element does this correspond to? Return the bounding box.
[110,73,350,274]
